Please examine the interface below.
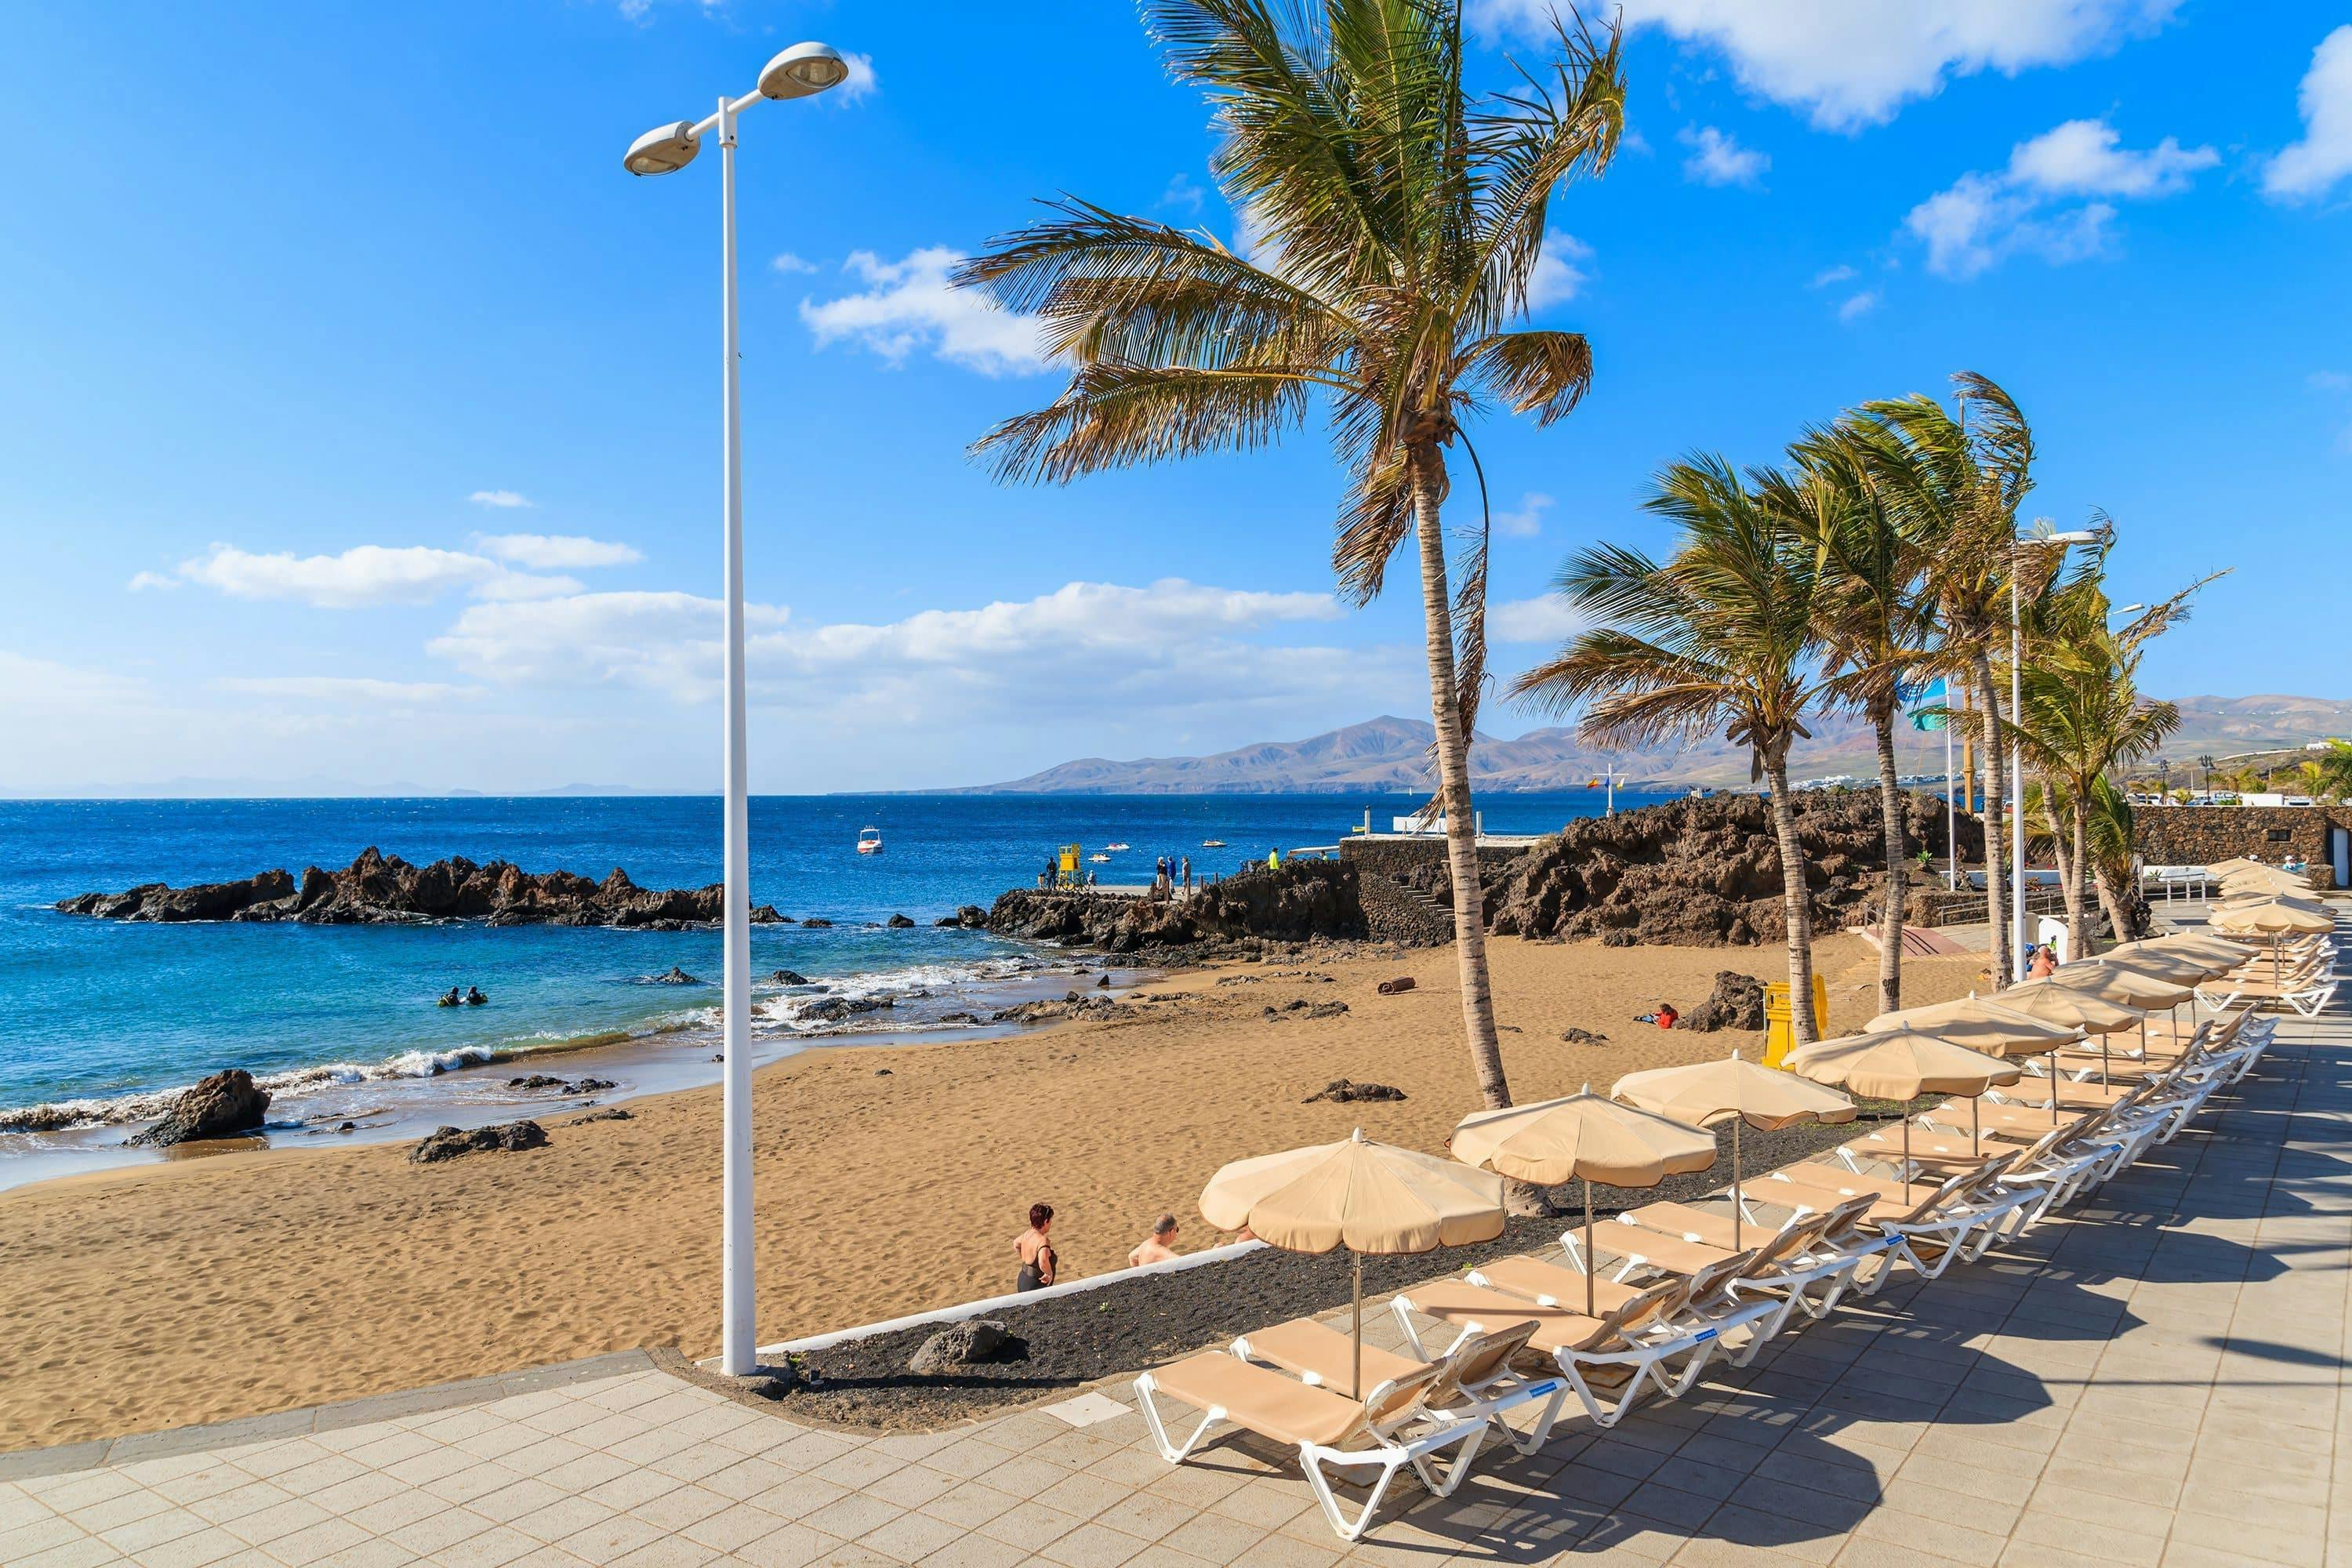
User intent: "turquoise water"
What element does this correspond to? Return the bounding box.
[0,792,1663,1172]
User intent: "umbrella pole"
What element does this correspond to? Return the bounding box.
[1584,1178,1595,1319]
[1902,1116,1912,1184]
[1731,1119,1743,1253]
[1972,1092,1980,1153]
[1351,1252,1363,1403]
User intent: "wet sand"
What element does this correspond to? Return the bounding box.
[0,932,1989,1452]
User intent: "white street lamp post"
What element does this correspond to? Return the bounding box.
[2009,527,2104,982]
[625,40,852,1380]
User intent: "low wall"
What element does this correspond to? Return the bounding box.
[2134,804,2346,888]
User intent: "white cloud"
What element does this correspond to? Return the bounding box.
[474,533,644,570]
[836,53,879,106]
[800,247,1051,376]
[468,490,534,510]
[1810,263,1858,288]
[2005,118,2216,197]
[2311,369,2352,391]
[1904,118,2210,279]
[1525,230,1594,309]
[2265,25,2352,203]
[1161,172,1206,213]
[216,677,485,705]
[1494,493,1554,539]
[428,579,1351,720]
[1838,289,1882,322]
[174,544,578,608]
[0,652,157,716]
[1471,0,2180,131]
[126,571,179,592]
[1679,125,1768,186]
[1490,596,1589,644]
[771,252,818,274]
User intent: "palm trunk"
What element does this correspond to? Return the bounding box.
[1408,449,1510,1110]
[1763,746,1820,1047]
[2092,863,2134,945]
[1972,649,2009,986]
[1873,706,1906,1018]
[2044,790,2081,960]
[2069,796,2092,956]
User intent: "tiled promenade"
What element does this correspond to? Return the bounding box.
[5,1006,2346,1568]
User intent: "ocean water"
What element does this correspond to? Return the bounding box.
[0,791,1665,1180]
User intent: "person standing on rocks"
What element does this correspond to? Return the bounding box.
[1181,855,1192,893]
[1014,1203,1057,1292]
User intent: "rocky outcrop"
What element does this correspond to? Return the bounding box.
[1685,971,1766,1033]
[411,1120,549,1163]
[1475,792,1980,947]
[648,967,700,985]
[908,1319,1021,1376]
[984,861,1368,956]
[886,913,916,929]
[938,906,989,930]
[126,1070,270,1146]
[56,848,787,930]
[800,996,894,1023]
[1302,1078,1405,1103]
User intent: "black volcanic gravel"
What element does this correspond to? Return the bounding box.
[773,1111,1907,1431]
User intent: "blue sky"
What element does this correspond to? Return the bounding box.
[2,1,2347,794]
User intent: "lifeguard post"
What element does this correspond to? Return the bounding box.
[1057,844,1082,888]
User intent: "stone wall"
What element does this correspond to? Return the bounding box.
[2134,805,2346,888]
[1339,839,1526,947]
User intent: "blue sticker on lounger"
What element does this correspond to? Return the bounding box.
[1694,1328,1718,1341]
[1528,1380,1563,1396]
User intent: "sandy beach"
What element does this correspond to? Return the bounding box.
[0,931,1991,1454]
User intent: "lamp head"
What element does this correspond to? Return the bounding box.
[760,42,850,100]
[624,121,699,176]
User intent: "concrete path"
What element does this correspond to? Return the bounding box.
[5,1002,2345,1568]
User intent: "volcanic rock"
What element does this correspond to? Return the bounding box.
[800,996,894,1023]
[886,913,916,929]
[1560,1027,1609,1044]
[1303,1079,1406,1104]
[801,918,835,929]
[938,905,989,930]
[126,1069,271,1147]
[648,966,700,985]
[1686,971,1767,1033]
[984,860,1367,956]
[770,969,811,985]
[1477,793,1978,947]
[907,1319,1022,1376]
[56,848,789,930]
[410,1120,548,1163]
[567,1109,633,1124]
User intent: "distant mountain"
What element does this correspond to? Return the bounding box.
[955,695,2352,794]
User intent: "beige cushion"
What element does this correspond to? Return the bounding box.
[1475,1255,1645,1313]
[1241,1319,1427,1403]
[1405,1278,1603,1354]
[1151,1352,1367,1449]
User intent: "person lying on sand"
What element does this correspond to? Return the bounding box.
[1128,1213,1179,1269]
[1633,1004,1678,1029]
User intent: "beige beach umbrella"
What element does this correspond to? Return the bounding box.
[1611,1052,1855,1250]
[2045,960,2194,1009]
[2218,865,2314,896]
[1786,1029,2022,1179]
[1200,1129,1504,1399]
[2000,975,2149,1097]
[2105,937,2240,978]
[1864,996,2082,1136]
[1450,1089,1715,1316]
[2212,897,2336,990]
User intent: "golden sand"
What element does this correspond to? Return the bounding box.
[0,933,1989,1451]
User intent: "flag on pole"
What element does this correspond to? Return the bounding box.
[1904,677,1949,732]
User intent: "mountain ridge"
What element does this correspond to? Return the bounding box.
[945,695,2352,794]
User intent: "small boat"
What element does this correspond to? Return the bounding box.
[1105,841,1131,851]
[1089,852,1112,863]
[1201,839,1226,848]
[855,826,884,855]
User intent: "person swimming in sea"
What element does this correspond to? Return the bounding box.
[437,987,462,1007]
[464,986,488,1006]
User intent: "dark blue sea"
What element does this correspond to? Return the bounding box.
[0,792,1666,1181]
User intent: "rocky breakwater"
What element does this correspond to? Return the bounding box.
[1471,791,1981,947]
[55,847,786,929]
[983,859,1370,956]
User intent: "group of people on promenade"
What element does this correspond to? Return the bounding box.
[1011,1204,1184,1293]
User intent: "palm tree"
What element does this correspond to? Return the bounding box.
[2315,742,2352,803]
[1771,433,1929,1017]
[952,0,1626,1111]
[2084,775,2141,941]
[1842,375,2037,986]
[1512,456,1830,1044]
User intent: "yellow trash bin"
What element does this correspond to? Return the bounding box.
[1762,975,1828,1069]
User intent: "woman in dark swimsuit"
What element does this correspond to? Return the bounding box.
[1014,1203,1056,1291]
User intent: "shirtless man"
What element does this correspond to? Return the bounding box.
[1128,1213,1180,1268]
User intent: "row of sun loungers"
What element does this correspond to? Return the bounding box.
[1133,1000,2288,1540]
[2195,935,2338,1017]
